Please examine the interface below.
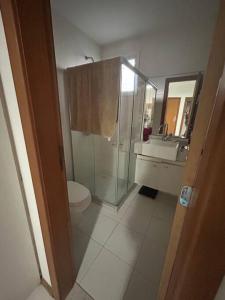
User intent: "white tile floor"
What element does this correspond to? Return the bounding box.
[70,187,177,300]
[95,174,127,206]
[27,284,93,300]
[27,286,54,300]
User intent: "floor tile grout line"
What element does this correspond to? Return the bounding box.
[125,266,160,298]
[121,265,137,299]
[117,210,154,237]
[72,190,177,300]
[76,218,119,284]
[131,223,151,274]
[76,212,119,244]
[78,216,146,267]
[78,243,135,300]
[103,228,144,266]
[102,222,120,246]
[78,243,105,285]
[101,246,136,269]
[74,194,175,247]
[76,282,95,300]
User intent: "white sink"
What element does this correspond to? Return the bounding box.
[143,139,179,161]
[134,137,180,161]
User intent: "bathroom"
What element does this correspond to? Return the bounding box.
[49,1,218,299]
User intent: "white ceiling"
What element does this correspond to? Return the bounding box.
[51,0,219,45]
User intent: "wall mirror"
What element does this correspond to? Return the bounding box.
[160,74,202,139]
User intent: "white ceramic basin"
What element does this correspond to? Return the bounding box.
[143,139,179,161]
[134,137,179,161]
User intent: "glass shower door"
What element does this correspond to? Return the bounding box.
[127,76,146,190]
[71,58,157,207]
[71,131,95,194]
[116,63,135,203]
[93,133,118,205]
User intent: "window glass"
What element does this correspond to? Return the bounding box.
[121,58,135,92]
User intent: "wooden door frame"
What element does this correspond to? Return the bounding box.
[167,61,225,299]
[0,1,75,299]
[158,0,225,298]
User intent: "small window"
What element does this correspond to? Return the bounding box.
[121,58,136,93]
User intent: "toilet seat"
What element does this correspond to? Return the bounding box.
[67,181,92,212]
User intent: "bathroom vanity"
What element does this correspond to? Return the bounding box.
[134,73,202,196]
[134,135,188,196]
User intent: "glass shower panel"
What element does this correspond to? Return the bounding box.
[93,133,117,205]
[128,76,146,190]
[71,131,95,194]
[116,64,135,203]
[70,57,157,207]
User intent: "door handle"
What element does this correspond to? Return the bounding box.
[179,186,192,207]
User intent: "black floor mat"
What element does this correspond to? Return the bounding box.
[138,185,158,199]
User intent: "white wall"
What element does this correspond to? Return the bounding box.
[51,9,101,179]
[102,23,214,78]
[0,14,51,286]
[0,76,40,299]
[102,22,215,132]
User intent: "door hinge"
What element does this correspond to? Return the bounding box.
[179,186,192,207]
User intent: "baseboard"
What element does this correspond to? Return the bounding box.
[41,277,54,298]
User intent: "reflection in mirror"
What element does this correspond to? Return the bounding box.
[143,84,156,141]
[161,75,202,139]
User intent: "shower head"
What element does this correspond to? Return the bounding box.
[85,56,95,63]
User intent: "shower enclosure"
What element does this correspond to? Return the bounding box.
[70,57,157,207]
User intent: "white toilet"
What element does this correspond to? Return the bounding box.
[67,181,92,212]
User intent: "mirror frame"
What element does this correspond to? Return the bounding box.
[160,73,203,139]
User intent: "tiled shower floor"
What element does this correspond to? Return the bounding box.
[69,186,177,300]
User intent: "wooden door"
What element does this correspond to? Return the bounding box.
[166,62,225,300]
[0,0,76,299]
[159,0,225,298]
[164,97,180,134]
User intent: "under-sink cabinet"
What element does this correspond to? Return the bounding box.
[135,155,185,196]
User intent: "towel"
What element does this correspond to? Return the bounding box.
[67,57,120,138]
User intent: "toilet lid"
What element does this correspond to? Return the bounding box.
[67,181,91,211]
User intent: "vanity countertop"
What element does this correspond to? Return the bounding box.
[137,154,186,167]
[134,137,188,163]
